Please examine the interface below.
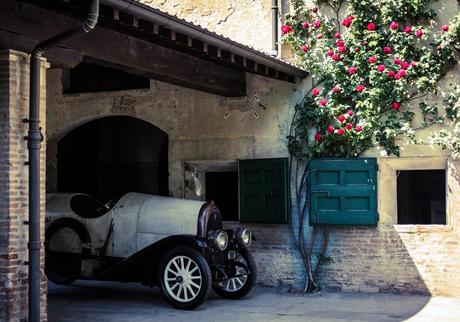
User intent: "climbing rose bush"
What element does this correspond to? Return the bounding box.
[283,0,460,158]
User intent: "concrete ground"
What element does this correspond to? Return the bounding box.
[48,281,460,322]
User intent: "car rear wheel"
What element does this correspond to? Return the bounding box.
[158,247,211,310]
[213,248,256,299]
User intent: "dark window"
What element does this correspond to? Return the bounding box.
[205,172,238,221]
[63,62,150,94]
[397,170,446,224]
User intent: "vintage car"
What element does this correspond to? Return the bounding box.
[45,192,256,309]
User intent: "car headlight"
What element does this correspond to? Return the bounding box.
[209,230,228,251]
[237,228,252,247]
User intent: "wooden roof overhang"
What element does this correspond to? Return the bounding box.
[4,0,308,97]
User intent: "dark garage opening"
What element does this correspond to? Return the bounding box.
[205,172,239,221]
[397,170,446,225]
[57,116,169,201]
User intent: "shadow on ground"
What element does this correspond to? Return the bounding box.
[47,280,460,322]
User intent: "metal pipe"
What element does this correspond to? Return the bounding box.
[101,0,307,78]
[272,0,279,55]
[27,2,99,321]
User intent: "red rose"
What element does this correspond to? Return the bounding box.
[394,57,401,65]
[336,40,345,47]
[338,115,346,122]
[338,46,347,53]
[316,34,323,39]
[390,21,399,30]
[356,84,365,92]
[394,74,402,80]
[335,32,341,39]
[383,46,392,54]
[342,16,353,28]
[326,49,334,57]
[332,54,340,61]
[377,64,386,72]
[441,25,449,32]
[401,61,410,69]
[397,69,406,77]
[312,88,320,96]
[281,25,293,35]
[411,61,417,67]
[354,47,360,52]
[314,133,321,141]
[346,123,353,130]
[388,70,395,78]
[312,7,319,13]
[337,128,345,135]
[332,85,341,94]
[368,56,377,63]
[403,26,412,33]
[347,110,353,116]
[415,29,424,37]
[302,21,309,29]
[319,99,327,106]
[301,44,309,52]
[312,20,321,28]
[392,101,400,110]
[327,125,335,133]
[355,125,363,132]
[367,22,376,31]
[348,66,357,75]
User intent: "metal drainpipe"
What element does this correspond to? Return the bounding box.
[272,0,279,55]
[26,1,99,321]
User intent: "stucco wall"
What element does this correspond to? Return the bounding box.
[139,0,288,54]
[45,70,306,197]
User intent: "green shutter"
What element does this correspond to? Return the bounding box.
[239,158,289,223]
[309,158,377,225]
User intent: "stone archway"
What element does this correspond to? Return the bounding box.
[49,116,169,201]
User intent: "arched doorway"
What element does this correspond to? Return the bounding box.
[57,116,169,201]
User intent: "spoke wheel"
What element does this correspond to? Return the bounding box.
[213,249,257,299]
[164,255,202,302]
[221,253,248,293]
[159,247,211,310]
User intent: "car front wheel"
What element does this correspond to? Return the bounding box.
[213,248,256,299]
[158,247,211,310]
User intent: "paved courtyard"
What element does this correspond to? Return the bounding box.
[47,281,460,322]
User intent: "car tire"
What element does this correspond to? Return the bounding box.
[213,248,257,299]
[158,247,211,310]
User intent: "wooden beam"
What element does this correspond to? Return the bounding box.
[0,1,246,97]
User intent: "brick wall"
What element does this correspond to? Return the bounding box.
[224,222,306,288]
[0,50,47,322]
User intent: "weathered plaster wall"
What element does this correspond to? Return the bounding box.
[45,71,306,197]
[139,0,281,54]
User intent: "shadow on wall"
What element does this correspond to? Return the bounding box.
[315,226,431,294]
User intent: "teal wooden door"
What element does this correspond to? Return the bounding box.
[309,158,377,225]
[239,158,289,223]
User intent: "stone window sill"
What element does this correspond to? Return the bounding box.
[393,224,453,233]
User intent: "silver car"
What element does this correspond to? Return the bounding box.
[45,192,256,309]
